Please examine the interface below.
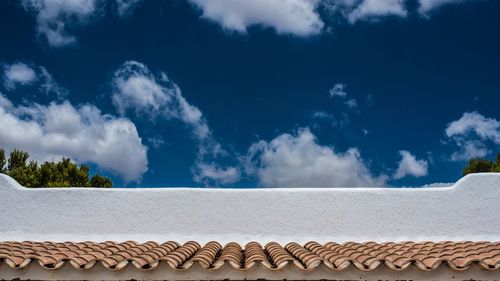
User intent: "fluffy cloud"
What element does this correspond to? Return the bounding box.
[20,0,480,43]
[21,0,103,47]
[393,150,428,179]
[445,112,500,161]
[188,0,324,36]
[112,61,239,185]
[245,128,386,187]
[2,63,37,90]
[21,0,142,47]
[188,0,424,36]
[347,0,407,23]
[188,0,477,36]
[112,61,210,139]
[2,62,67,97]
[0,93,148,182]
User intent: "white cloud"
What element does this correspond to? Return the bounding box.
[188,0,324,36]
[21,0,103,47]
[245,128,386,187]
[112,60,210,140]
[194,163,241,185]
[0,93,148,182]
[393,150,428,179]
[418,0,468,14]
[112,61,239,185]
[446,112,500,141]
[20,0,481,45]
[2,63,37,90]
[216,0,480,34]
[112,62,170,116]
[445,112,500,160]
[347,0,407,23]
[2,62,67,98]
[188,0,419,36]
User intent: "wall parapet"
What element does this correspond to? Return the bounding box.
[0,173,499,243]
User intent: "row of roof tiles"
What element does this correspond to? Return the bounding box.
[1,241,500,272]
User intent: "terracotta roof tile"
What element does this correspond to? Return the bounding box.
[1,241,500,272]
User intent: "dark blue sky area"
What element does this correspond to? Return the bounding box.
[0,0,498,187]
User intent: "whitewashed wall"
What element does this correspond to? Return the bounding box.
[0,173,499,243]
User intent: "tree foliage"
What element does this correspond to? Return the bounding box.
[89,174,113,188]
[0,148,112,188]
[463,152,500,176]
[0,149,5,174]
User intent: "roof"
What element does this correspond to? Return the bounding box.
[2,240,500,272]
[2,174,500,280]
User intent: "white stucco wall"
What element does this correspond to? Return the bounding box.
[0,173,499,243]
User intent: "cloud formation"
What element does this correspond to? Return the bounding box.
[111,61,239,185]
[189,0,478,36]
[445,112,500,161]
[2,62,67,98]
[21,0,144,47]
[393,150,429,179]
[112,61,210,139]
[245,128,386,187]
[21,0,103,47]
[0,93,148,182]
[2,63,37,90]
[20,0,480,44]
[346,0,407,23]
[189,0,324,36]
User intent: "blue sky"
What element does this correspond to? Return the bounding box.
[0,0,499,187]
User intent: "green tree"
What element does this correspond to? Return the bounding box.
[463,153,500,176]
[8,149,30,171]
[0,149,6,173]
[39,158,90,187]
[1,148,112,188]
[7,161,40,187]
[492,153,500,172]
[89,174,113,187]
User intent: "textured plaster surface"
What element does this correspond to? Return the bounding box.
[0,173,499,243]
